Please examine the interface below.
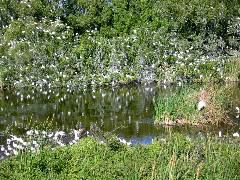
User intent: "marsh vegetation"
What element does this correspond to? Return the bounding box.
[0,0,240,179]
[0,134,240,179]
[154,84,236,126]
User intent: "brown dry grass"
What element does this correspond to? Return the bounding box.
[198,86,234,126]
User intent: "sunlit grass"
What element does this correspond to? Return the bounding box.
[224,58,240,82]
[154,87,200,125]
[0,134,239,179]
[154,85,234,126]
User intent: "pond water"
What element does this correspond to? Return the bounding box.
[0,83,239,145]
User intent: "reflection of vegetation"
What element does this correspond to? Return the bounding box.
[0,0,240,88]
[0,86,155,134]
[0,134,239,179]
[154,85,234,126]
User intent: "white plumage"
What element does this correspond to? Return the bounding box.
[197,100,206,111]
[236,107,240,114]
[218,131,222,138]
[233,132,239,137]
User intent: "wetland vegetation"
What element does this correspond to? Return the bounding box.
[0,134,240,179]
[154,84,236,126]
[0,0,240,179]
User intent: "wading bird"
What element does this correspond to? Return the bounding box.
[197,90,209,111]
[236,106,240,114]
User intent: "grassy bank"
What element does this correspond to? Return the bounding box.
[0,134,239,179]
[154,84,235,126]
[1,0,240,88]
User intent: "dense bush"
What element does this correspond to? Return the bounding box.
[0,0,240,88]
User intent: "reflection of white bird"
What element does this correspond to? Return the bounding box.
[197,100,206,111]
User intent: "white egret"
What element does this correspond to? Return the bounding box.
[197,90,209,111]
[236,107,240,114]
[233,132,239,137]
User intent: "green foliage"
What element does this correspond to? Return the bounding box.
[0,0,240,88]
[0,135,239,179]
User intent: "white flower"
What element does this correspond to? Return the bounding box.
[69,140,77,145]
[32,141,38,145]
[56,141,65,147]
[7,139,11,144]
[30,147,36,152]
[12,136,24,144]
[7,145,13,151]
[118,138,131,145]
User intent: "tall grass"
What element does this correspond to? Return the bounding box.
[0,134,239,179]
[154,85,234,126]
[154,87,200,125]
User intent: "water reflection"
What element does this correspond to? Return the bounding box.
[0,83,239,145]
[0,84,158,135]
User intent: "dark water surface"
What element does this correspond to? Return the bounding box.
[0,83,239,145]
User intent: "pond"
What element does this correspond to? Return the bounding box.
[0,83,239,146]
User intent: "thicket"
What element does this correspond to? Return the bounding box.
[1,0,240,88]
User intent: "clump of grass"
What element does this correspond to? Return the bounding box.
[199,86,233,125]
[154,87,201,125]
[0,134,239,179]
[0,72,3,90]
[0,81,3,90]
[224,58,240,82]
[154,85,234,126]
